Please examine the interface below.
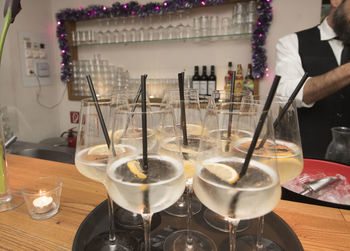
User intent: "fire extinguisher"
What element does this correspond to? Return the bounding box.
[67,128,77,148]
[61,128,77,148]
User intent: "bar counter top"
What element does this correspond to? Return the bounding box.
[0,154,349,250]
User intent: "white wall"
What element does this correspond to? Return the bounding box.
[0,0,61,143]
[0,0,322,143]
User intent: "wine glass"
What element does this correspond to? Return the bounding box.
[110,87,152,228]
[0,107,24,213]
[201,90,253,233]
[162,88,217,251]
[193,101,281,251]
[74,96,139,250]
[106,102,186,251]
[239,96,303,250]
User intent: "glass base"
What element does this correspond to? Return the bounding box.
[237,235,284,251]
[163,229,217,251]
[203,209,250,233]
[0,191,24,213]
[115,207,143,228]
[85,230,141,251]
[165,194,202,217]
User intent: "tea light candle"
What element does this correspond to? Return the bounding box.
[33,195,53,214]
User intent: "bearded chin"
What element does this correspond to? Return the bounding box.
[333,8,350,45]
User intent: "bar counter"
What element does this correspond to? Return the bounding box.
[0,154,349,250]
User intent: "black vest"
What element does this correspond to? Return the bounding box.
[297,26,350,159]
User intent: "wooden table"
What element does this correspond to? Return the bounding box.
[0,154,349,251]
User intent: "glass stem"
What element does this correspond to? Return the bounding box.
[186,185,193,247]
[142,213,153,251]
[228,218,240,251]
[107,194,116,244]
[256,216,264,251]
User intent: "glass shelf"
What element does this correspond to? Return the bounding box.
[72,32,252,47]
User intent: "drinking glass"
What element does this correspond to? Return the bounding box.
[109,89,152,228]
[162,89,203,217]
[74,96,138,250]
[106,103,186,251]
[201,91,255,233]
[239,96,303,250]
[0,107,24,213]
[193,102,281,251]
[163,89,217,251]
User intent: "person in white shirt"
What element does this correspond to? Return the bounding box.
[275,0,350,160]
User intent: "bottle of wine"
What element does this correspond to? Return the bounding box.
[234,63,244,96]
[199,65,208,96]
[224,61,233,91]
[208,65,217,96]
[192,66,200,92]
[243,63,254,94]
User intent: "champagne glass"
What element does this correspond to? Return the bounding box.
[106,103,186,251]
[163,88,217,251]
[0,107,24,213]
[74,96,138,250]
[239,96,303,250]
[193,102,281,251]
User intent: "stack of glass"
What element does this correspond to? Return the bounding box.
[71,55,129,97]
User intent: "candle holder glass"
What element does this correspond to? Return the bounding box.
[22,176,62,220]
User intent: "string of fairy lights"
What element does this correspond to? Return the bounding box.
[56,0,273,82]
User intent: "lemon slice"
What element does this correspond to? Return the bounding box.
[88,144,109,156]
[165,143,198,154]
[203,163,239,184]
[127,160,147,179]
[187,124,203,136]
[184,160,196,175]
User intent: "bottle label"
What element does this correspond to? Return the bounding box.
[192,80,200,91]
[207,81,216,96]
[199,80,207,95]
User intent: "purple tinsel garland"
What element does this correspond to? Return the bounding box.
[56,0,272,82]
[252,0,273,79]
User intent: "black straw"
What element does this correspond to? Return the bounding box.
[86,75,111,148]
[132,83,142,113]
[227,71,236,138]
[239,75,281,178]
[273,72,308,129]
[141,75,148,171]
[256,72,308,149]
[178,72,188,146]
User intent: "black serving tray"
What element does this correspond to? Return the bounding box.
[73,200,303,251]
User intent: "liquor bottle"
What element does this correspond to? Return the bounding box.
[207,65,217,96]
[243,63,254,94]
[224,62,233,91]
[192,66,200,92]
[199,65,208,96]
[234,63,244,96]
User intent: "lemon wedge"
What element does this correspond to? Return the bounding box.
[88,144,109,156]
[203,163,239,184]
[127,160,147,180]
[187,124,203,136]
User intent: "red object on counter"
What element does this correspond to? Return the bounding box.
[67,129,77,148]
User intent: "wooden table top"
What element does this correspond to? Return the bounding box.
[0,154,349,251]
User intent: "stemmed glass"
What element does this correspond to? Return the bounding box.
[162,88,203,217]
[239,96,303,250]
[0,107,24,212]
[201,90,253,233]
[74,96,138,250]
[106,102,186,251]
[163,88,217,251]
[193,102,281,251]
